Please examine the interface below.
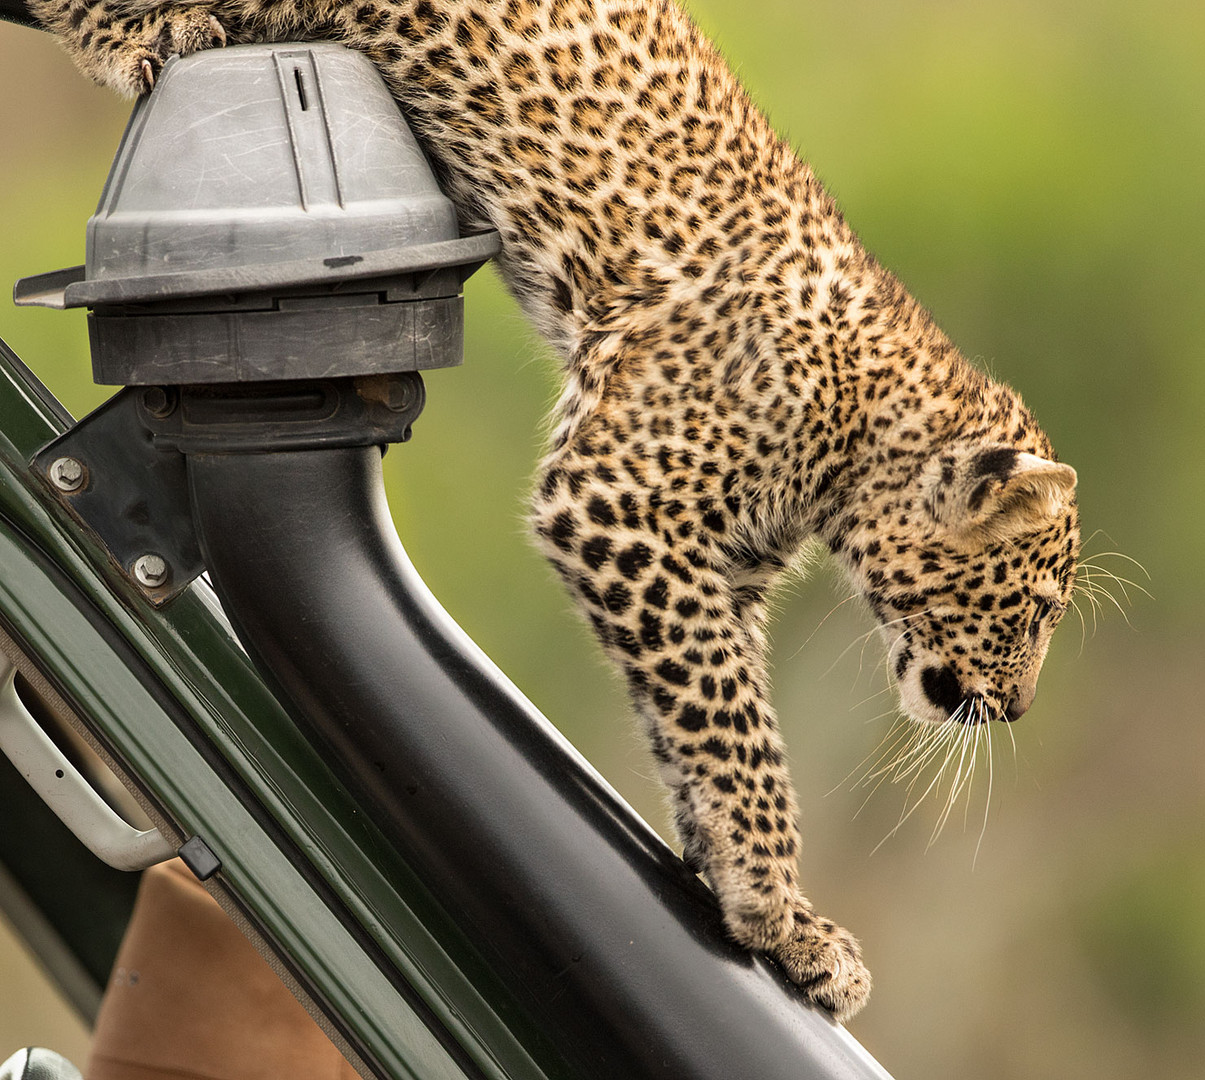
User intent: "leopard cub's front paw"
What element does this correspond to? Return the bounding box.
[771,907,871,1023]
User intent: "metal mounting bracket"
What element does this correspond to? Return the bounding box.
[32,388,202,606]
[30,372,426,605]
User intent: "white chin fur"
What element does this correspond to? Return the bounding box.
[898,690,952,727]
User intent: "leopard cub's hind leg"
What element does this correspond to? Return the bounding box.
[532,426,871,1021]
[31,0,226,95]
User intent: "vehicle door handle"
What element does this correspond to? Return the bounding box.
[0,653,175,871]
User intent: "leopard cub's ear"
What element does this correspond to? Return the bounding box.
[921,445,1077,540]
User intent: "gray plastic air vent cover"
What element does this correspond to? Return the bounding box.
[90,43,461,284]
[14,43,498,384]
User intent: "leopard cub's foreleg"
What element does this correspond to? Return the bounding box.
[532,429,870,1021]
[30,0,226,95]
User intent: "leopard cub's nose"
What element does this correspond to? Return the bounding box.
[1004,686,1036,722]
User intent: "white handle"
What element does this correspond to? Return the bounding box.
[0,654,175,872]
[0,1047,83,1080]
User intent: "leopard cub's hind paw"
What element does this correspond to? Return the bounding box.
[141,7,227,90]
[161,9,227,57]
[771,908,871,1023]
[84,6,227,96]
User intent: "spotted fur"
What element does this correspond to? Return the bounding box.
[32,0,1082,1021]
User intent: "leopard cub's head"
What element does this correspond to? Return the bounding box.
[846,443,1080,726]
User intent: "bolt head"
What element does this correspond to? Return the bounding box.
[141,386,176,419]
[49,456,86,493]
[132,553,169,588]
[383,378,415,412]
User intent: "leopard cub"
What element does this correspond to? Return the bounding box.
[31,0,1080,1022]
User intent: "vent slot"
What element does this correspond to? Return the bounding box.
[293,66,309,111]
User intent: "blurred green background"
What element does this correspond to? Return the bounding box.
[1,1,1202,1077]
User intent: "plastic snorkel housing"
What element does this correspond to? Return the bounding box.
[15,43,497,384]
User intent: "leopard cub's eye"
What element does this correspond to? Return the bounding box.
[1028,596,1061,636]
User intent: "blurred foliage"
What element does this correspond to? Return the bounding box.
[1078,842,1205,1027]
[1,2,1203,1078]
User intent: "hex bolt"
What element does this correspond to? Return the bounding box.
[132,553,169,589]
[383,375,416,413]
[48,456,86,493]
[141,386,177,419]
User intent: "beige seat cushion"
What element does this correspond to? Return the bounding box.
[87,860,357,1080]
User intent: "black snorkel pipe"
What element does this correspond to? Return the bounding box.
[186,444,889,1080]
